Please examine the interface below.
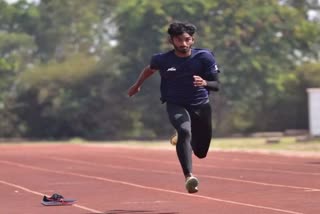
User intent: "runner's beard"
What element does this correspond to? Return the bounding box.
[174,45,192,54]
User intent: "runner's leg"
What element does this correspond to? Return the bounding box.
[166,103,193,177]
[189,103,212,158]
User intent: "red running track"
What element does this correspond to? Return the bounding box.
[0,144,319,214]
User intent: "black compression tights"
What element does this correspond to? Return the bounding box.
[166,102,212,176]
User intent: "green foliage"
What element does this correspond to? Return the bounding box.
[12,54,128,139]
[0,0,39,137]
[262,62,320,131]
[199,0,320,133]
[0,0,122,139]
[0,0,38,98]
[0,0,319,139]
[19,54,97,88]
[34,0,115,61]
[115,0,320,136]
[296,63,320,87]
[0,32,36,136]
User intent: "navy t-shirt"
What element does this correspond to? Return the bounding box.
[150,48,219,106]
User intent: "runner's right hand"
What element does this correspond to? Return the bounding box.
[128,84,141,97]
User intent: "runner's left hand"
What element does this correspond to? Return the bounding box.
[193,75,207,87]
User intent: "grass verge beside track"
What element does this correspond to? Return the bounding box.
[1,137,320,157]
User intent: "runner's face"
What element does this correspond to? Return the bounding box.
[171,33,194,54]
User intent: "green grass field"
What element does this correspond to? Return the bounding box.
[211,137,320,152]
[77,136,320,156]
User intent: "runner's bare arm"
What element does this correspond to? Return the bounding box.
[128,66,157,97]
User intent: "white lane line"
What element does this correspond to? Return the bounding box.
[199,164,320,176]
[48,156,320,192]
[0,179,103,213]
[207,156,320,168]
[304,189,320,192]
[112,155,320,176]
[80,144,320,166]
[0,180,45,197]
[0,160,303,214]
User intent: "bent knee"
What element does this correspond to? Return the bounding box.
[177,128,191,138]
[194,152,207,159]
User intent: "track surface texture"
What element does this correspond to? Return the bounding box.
[0,143,319,214]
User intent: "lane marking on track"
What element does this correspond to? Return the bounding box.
[0,179,103,213]
[59,148,318,175]
[206,156,320,168]
[304,189,320,192]
[47,156,320,192]
[113,155,320,176]
[80,144,320,165]
[0,160,304,214]
[197,164,320,176]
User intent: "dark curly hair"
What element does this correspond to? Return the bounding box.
[167,22,197,37]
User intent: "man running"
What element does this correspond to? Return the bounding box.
[128,21,220,193]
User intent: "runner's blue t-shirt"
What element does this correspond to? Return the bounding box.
[150,48,219,106]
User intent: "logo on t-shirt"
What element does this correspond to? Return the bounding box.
[166,67,176,72]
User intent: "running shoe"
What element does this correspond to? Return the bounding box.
[41,193,76,206]
[185,176,199,193]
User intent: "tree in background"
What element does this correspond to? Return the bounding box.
[275,62,320,131]
[200,0,320,134]
[115,0,320,137]
[0,0,126,139]
[0,0,319,139]
[0,0,38,137]
[13,54,130,139]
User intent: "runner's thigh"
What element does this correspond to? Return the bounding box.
[189,103,212,158]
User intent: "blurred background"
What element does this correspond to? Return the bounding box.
[0,0,319,141]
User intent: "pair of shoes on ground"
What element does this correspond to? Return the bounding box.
[185,175,199,193]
